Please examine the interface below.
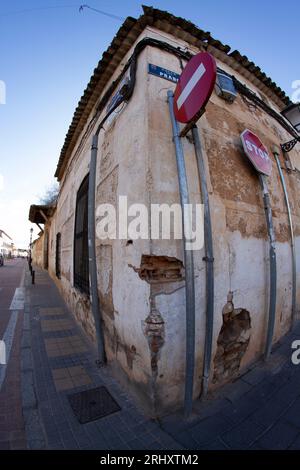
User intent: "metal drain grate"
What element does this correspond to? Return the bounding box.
[68,386,121,424]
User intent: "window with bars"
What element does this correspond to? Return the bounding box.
[56,232,61,279]
[74,174,89,295]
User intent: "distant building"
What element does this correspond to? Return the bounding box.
[29,7,300,415]
[13,248,28,258]
[0,230,13,257]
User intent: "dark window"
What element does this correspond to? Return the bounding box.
[74,175,89,294]
[56,233,61,279]
[44,230,49,270]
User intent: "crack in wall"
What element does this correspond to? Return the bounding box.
[213,292,251,385]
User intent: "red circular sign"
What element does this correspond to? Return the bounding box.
[241,129,272,176]
[173,52,217,123]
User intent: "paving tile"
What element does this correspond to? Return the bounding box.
[48,441,64,450]
[41,319,73,332]
[220,393,263,425]
[221,418,265,449]
[147,441,165,450]
[107,436,130,450]
[73,431,91,449]
[71,374,92,387]
[45,336,87,357]
[52,365,91,390]
[203,437,230,450]
[221,379,253,403]
[0,441,10,449]
[127,438,148,450]
[255,420,300,450]
[188,414,233,447]
[52,368,69,380]
[10,439,27,449]
[68,366,86,377]
[39,307,64,316]
[241,366,269,386]
[54,377,74,391]
[288,433,300,450]
[174,431,200,450]
[281,399,300,429]
[251,396,288,427]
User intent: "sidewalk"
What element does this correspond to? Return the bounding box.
[23,265,300,450]
[161,324,300,450]
[23,266,181,450]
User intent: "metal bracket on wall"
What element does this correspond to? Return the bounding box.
[281,138,299,153]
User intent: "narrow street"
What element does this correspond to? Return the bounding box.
[1,260,300,450]
[0,258,26,449]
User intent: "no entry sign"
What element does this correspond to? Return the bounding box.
[173,52,216,123]
[241,129,272,176]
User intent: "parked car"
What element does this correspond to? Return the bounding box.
[0,253,4,267]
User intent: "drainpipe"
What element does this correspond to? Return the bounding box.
[259,174,277,360]
[272,146,297,327]
[167,90,196,418]
[88,133,106,365]
[191,126,214,398]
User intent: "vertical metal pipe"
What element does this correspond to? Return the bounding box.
[167,90,196,417]
[88,134,106,365]
[272,148,297,327]
[191,126,214,398]
[259,174,277,360]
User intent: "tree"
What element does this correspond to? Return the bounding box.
[39,182,59,205]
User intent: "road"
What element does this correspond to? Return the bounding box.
[0,258,27,449]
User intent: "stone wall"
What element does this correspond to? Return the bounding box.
[31,232,45,268]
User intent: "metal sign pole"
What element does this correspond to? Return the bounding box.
[167,90,196,418]
[88,134,106,365]
[272,147,297,327]
[259,174,277,360]
[191,126,214,398]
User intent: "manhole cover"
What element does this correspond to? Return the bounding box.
[68,386,121,424]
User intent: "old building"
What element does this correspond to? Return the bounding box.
[0,229,14,257]
[29,7,300,416]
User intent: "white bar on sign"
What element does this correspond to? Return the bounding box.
[176,63,206,110]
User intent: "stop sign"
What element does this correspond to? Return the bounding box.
[173,52,216,123]
[241,129,272,176]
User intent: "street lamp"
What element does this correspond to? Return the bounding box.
[281,102,300,152]
[29,227,33,262]
[29,227,33,247]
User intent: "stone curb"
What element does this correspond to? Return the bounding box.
[20,269,47,450]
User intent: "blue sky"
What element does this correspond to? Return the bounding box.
[0,0,299,247]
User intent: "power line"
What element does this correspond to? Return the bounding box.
[79,4,124,21]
